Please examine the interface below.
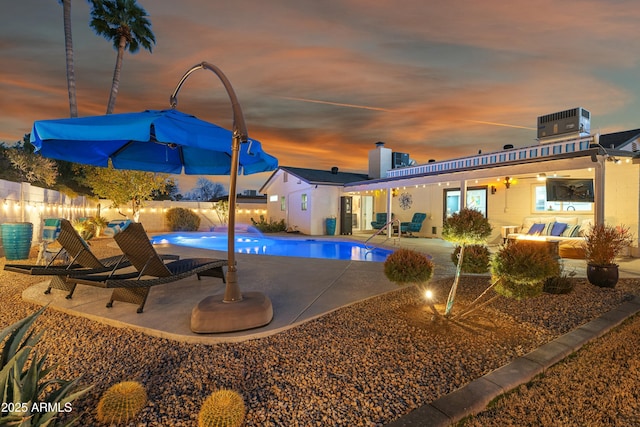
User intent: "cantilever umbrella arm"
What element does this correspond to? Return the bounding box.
[170,62,248,303]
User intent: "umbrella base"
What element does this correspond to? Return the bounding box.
[190,291,273,333]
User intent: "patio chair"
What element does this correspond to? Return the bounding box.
[65,222,227,313]
[4,218,178,298]
[35,218,67,266]
[400,213,427,236]
[371,213,389,229]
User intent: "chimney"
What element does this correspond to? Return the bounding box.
[331,166,339,174]
[368,141,392,179]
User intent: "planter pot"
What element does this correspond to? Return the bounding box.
[586,263,619,288]
[1,222,34,261]
[325,218,336,236]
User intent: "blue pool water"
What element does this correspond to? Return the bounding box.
[150,232,392,262]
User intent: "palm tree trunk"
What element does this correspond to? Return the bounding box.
[62,0,78,118]
[106,36,126,114]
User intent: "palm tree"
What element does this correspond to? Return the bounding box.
[59,0,77,117]
[90,0,155,114]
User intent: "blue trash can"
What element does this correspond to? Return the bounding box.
[325,218,336,235]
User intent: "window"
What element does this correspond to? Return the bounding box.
[269,194,278,202]
[533,184,592,212]
[301,194,308,211]
[283,172,288,183]
[280,196,286,211]
[444,187,488,218]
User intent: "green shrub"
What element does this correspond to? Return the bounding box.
[543,274,575,294]
[0,307,92,426]
[166,207,201,231]
[384,248,434,285]
[96,381,147,425]
[442,208,492,246]
[250,215,286,233]
[451,244,490,274]
[198,389,246,427]
[72,218,96,240]
[491,240,560,300]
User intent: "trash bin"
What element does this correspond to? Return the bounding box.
[1,222,34,260]
[325,217,336,236]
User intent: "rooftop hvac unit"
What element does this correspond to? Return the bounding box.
[392,152,410,168]
[537,107,590,142]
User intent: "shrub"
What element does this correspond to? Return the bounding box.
[544,273,575,295]
[451,244,490,274]
[198,389,246,427]
[442,208,492,246]
[0,307,92,426]
[583,223,634,266]
[250,215,286,233]
[166,207,201,231]
[96,381,148,425]
[384,248,434,285]
[72,218,96,240]
[491,240,560,300]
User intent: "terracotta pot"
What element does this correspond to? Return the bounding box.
[586,263,619,288]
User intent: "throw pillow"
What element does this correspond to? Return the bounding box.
[527,223,545,235]
[550,222,568,236]
[562,224,581,237]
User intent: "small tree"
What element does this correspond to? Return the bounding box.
[213,200,229,226]
[441,208,492,316]
[78,163,169,221]
[4,136,58,186]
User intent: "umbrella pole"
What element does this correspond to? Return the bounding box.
[224,131,242,302]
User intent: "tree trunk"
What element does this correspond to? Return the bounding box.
[106,36,126,114]
[445,244,465,316]
[62,0,77,118]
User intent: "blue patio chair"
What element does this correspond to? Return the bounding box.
[371,213,389,229]
[400,213,427,236]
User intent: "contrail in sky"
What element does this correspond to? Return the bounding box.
[465,119,536,130]
[279,96,395,112]
[280,96,535,130]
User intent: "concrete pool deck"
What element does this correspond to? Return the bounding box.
[21,234,457,343]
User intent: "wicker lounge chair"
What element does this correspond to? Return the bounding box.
[65,222,227,313]
[4,218,179,298]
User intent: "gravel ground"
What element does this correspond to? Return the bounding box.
[1,238,639,426]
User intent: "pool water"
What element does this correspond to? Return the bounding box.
[150,232,392,262]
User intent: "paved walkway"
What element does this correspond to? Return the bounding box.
[21,233,640,425]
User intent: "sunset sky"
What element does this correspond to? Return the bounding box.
[3,1,640,193]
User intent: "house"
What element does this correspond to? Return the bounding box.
[260,166,368,235]
[259,108,640,254]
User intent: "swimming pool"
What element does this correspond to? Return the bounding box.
[150,232,392,262]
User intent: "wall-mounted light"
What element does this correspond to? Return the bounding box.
[537,173,547,181]
[503,176,512,189]
[490,185,497,195]
[391,188,399,197]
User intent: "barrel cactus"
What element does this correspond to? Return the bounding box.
[198,389,246,427]
[97,381,148,424]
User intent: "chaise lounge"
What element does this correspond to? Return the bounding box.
[65,222,227,313]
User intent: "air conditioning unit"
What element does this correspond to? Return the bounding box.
[537,107,590,142]
[392,152,410,168]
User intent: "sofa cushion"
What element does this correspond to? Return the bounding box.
[550,222,568,236]
[562,224,581,237]
[579,218,594,236]
[542,222,555,235]
[527,223,545,235]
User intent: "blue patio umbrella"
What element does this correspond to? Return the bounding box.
[30,108,278,175]
[29,62,278,332]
